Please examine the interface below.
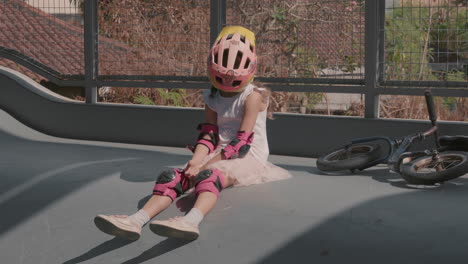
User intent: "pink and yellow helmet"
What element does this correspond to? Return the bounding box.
[207,26,257,92]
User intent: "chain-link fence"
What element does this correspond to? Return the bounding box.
[383,0,468,87]
[227,0,365,84]
[0,0,466,120]
[96,0,210,78]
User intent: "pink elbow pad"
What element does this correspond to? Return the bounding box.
[186,123,219,154]
[222,131,254,159]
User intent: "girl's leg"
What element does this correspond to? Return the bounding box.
[193,176,235,215]
[141,195,173,218]
[149,175,235,240]
[108,194,173,221]
[95,167,189,240]
[125,194,172,228]
[94,195,173,240]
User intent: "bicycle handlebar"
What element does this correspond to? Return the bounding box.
[424,90,437,126]
[422,126,438,138]
[424,90,441,148]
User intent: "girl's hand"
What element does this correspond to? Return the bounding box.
[184,160,202,183]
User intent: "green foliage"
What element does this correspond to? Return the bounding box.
[385,3,468,82]
[442,97,458,111]
[272,5,287,21]
[385,6,433,81]
[430,15,468,53]
[132,89,189,107]
[156,88,185,107]
[294,47,322,77]
[341,55,361,73]
[134,95,155,105]
[447,71,468,81]
[305,92,324,109]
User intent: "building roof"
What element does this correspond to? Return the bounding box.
[0,0,192,83]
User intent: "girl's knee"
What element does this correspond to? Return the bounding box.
[194,168,229,197]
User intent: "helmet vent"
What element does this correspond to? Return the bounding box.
[240,35,246,43]
[222,49,229,67]
[226,34,233,40]
[234,51,243,69]
[244,58,250,69]
[232,80,241,87]
[214,52,218,64]
[215,76,223,84]
[250,45,254,52]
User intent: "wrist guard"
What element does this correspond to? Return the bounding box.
[222,131,254,159]
[187,123,219,154]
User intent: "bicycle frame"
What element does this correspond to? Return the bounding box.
[344,90,440,173]
[388,126,438,173]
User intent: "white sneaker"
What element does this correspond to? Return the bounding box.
[94,214,141,240]
[149,216,199,240]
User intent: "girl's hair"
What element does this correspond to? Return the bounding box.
[209,82,274,119]
[209,86,218,98]
[252,82,274,120]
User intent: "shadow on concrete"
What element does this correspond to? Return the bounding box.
[62,237,135,264]
[61,236,190,264]
[0,130,189,237]
[120,238,192,264]
[314,165,468,190]
[257,182,468,264]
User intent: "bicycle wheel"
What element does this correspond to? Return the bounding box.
[317,143,384,172]
[400,151,468,185]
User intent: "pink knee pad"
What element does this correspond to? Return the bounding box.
[153,168,190,201]
[194,169,225,198]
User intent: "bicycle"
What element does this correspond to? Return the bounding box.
[317,90,468,185]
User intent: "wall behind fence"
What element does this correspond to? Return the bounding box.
[1,67,466,158]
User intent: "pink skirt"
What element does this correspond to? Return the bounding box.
[200,149,292,187]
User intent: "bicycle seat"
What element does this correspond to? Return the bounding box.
[439,135,468,151]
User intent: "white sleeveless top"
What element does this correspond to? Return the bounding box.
[202,83,269,162]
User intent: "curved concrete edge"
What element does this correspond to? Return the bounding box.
[0,66,467,157]
[0,66,204,149]
[0,66,80,104]
[0,108,189,154]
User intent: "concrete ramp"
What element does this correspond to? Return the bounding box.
[1,107,468,263]
[0,66,203,150]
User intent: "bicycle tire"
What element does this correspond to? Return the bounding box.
[400,151,468,185]
[317,143,384,172]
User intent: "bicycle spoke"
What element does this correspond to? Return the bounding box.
[415,155,463,173]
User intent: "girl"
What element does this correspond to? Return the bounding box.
[94,26,291,241]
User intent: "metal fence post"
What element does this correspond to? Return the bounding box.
[84,0,98,104]
[364,0,383,118]
[378,0,385,84]
[210,0,226,46]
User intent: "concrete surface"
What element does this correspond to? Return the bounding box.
[1,109,468,264]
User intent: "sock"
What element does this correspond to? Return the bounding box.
[183,208,204,226]
[128,209,150,228]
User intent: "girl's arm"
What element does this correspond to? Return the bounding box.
[202,90,266,167]
[184,105,218,177]
[190,105,218,164]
